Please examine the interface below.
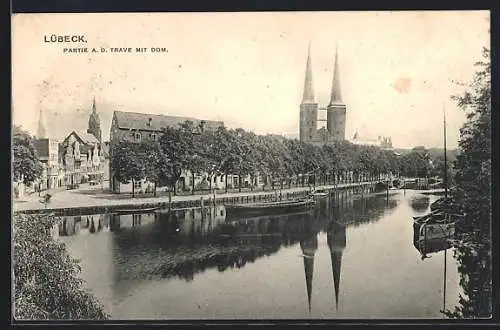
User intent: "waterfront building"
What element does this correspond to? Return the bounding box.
[108,110,227,193]
[59,130,107,186]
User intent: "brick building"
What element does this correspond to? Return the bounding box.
[109,110,228,194]
[299,43,347,146]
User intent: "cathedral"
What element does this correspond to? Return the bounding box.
[299,44,347,145]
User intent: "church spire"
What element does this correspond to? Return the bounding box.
[329,44,343,105]
[36,108,46,139]
[88,96,102,142]
[301,41,316,104]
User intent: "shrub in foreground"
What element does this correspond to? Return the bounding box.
[13,213,109,320]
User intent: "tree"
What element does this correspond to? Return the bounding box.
[445,47,491,319]
[158,125,186,195]
[110,141,145,197]
[12,126,43,186]
[14,214,108,320]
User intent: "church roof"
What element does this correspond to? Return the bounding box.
[329,45,343,106]
[113,110,224,132]
[301,42,316,104]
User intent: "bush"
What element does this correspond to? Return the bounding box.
[13,213,109,320]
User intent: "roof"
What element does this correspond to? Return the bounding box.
[62,131,99,146]
[113,110,224,132]
[75,131,100,144]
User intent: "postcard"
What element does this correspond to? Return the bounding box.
[11,11,491,321]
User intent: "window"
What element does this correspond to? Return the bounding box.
[213,176,216,183]
[134,180,142,189]
[150,133,157,141]
[135,133,142,141]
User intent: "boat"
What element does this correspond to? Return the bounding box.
[309,188,329,198]
[225,199,316,218]
[115,206,160,214]
[410,105,464,240]
[430,197,454,212]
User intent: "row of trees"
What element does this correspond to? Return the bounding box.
[111,121,441,197]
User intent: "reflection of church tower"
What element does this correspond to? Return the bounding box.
[36,108,47,139]
[327,222,346,311]
[87,97,102,142]
[300,233,318,313]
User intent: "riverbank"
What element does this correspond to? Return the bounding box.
[14,181,380,216]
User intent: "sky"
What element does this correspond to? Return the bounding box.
[12,11,490,148]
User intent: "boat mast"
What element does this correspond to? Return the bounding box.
[443,104,448,200]
[442,103,448,313]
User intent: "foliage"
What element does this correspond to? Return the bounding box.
[445,47,491,318]
[13,214,109,320]
[112,120,436,194]
[110,141,145,184]
[12,125,43,185]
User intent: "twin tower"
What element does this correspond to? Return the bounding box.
[299,43,346,144]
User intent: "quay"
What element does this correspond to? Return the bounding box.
[14,180,386,217]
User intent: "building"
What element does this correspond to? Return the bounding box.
[59,130,107,186]
[109,110,226,194]
[299,43,347,145]
[33,138,63,189]
[31,97,109,190]
[350,131,393,149]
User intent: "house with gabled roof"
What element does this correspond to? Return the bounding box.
[109,110,227,194]
[59,130,107,186]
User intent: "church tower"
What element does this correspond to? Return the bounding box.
[299,42,318,143]
[326,46,347,141]
[36,108,47,139]
[87,97,102,142]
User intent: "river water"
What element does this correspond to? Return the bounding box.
[57,189,461,319]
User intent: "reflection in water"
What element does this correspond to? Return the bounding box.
[409,195,430,213]
[59,191,457,319]
[327,222,346,312]
[299,226,318,313]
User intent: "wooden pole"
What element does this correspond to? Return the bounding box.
[443,104,448,200]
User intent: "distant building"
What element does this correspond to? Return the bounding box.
[87,97,102,142]
[299,43,347,145]
[350,131,393,149]
[109,110,227,194]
